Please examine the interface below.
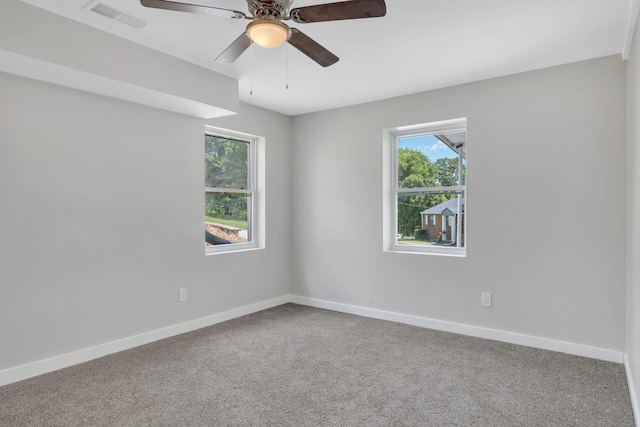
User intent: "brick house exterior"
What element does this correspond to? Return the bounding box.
[421,198,465,243]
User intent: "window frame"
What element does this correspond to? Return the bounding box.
[384,118,467,257]
[205,126,259,255]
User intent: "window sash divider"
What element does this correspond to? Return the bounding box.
[395,185,465,194]
[205,187,253,194]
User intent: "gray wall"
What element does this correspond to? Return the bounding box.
[0,72,291,371]
[627,15,640,410]
[291,55,627,351]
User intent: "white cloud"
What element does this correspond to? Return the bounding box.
[427,141,447,152]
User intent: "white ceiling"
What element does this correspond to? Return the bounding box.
[20,0,635,116]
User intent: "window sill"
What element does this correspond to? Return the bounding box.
[205,243,262,256]
[387,244,466,257]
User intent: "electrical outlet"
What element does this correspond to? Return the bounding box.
[481,292,492,307]
[179,287,187,302]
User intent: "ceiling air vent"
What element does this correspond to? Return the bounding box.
[85,1,147,29]
[91,3,121,19]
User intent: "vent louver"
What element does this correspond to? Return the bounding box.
[91,3,121,19]
[86,1,147,29]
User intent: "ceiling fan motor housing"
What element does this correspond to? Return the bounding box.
[247,0,292,19]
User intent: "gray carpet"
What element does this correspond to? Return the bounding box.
[0,304,634,426]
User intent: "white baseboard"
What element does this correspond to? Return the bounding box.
[0,294,626,388]
[290,295,625,364]
[625,354,640,427]
[0,295,290,387]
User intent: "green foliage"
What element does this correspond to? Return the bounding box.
[205,135,248,188]
[205,135,249,221]
[397,148,436,188]
[396,150,437,236]
[434,158,460,186]
[206,193,248,222]
[396,149,460,236]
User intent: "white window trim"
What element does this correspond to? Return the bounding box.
[205,126,264,255]
[383,118,467,257]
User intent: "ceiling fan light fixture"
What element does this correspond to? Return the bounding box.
[246,20,290,48]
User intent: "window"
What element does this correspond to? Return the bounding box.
[384,118,467,256]
[205,127,259,254]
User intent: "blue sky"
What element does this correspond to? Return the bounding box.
[398,135,456,161]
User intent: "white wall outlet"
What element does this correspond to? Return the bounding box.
[179,287,187,302]
[481,292,492,307]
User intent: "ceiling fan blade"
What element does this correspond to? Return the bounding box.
[215,33,252,63]
[288,28,339,67]
[140,0,246,19]
[290,0,386,24]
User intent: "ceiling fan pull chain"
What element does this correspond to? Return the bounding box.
[250,42,254,96]
[286,44,289,90]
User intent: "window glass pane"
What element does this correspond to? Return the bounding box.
[205,134,249,189]
[397,191,464,248]
[397,132,465,188]
[205,192,250,245]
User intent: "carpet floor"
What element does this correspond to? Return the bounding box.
[0,304,634,426]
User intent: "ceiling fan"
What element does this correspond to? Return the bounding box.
[140,0,387,67]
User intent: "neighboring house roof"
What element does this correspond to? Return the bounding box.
[421,198,465,215]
